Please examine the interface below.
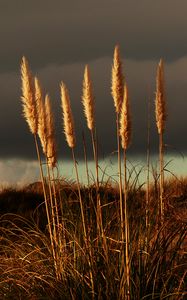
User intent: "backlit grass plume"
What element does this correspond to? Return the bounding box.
[21,56,38,135]
[120,84,131,150]
[35,77,47,155]
[45,94,57,168]
[155,59,166,134]
[111,45,124,113]
[82,65,95,131]
[60,82,76,148]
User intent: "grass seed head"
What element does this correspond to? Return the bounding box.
[60,82,76,148]
[111,45,124,114]
[120,84,131,150]
[21,56,38,135]
[45,94,57,168]
[155,59,167,134]
[35,77,47,155]
[82,65,95,131]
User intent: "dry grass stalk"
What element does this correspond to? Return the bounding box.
[60,82,87,240]
[120,83,131,300]
[111,45,124,113]
[145,94,151,254]
[60,82,76,148]
[155,59,166,223]
[111,45,124,243]
[44,95,61,278]
[21,56,38,135]
[82,65,95,131]
[111,46,126,297]
[82,65,104,242]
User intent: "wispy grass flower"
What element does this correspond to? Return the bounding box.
[111,45,124,113]
[82,65,95,131]
[120,84,131,150]
[21,56,38,135]
[60,82,76,148]
[35,77,47,155]
[45,94,57,168]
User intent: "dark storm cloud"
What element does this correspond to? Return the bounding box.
[1,0,187,73]
[1,0,187,162]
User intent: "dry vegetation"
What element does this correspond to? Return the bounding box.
[0,46,186,299]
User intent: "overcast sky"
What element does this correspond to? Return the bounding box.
[0,0,187,171]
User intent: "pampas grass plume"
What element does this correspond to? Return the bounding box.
[45,95,57,168]
[82,65,95,131]
[35,77,47,155]
[155,59,166,134]
[120,84,131,150]
[111,45,124,113]
[60,82,76,148]
[21,56,38,135]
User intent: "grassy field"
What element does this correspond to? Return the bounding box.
[0,177,186,299]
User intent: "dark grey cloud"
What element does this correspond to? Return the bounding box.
[0,0,187,164]
[1,0,187,73]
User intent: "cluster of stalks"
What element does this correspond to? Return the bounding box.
[20,47,169,299]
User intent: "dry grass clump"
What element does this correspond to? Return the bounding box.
[0,182,186,299]
[16,51,187,299]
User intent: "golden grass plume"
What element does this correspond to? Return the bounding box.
[155,59,167,134]
[35,77,47,155]
[45,95,57,168]
[111,45,124,113]
[60,82,76,148]
[21,56,38,135]
[82,65,95,131]
[120,84,131,150]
